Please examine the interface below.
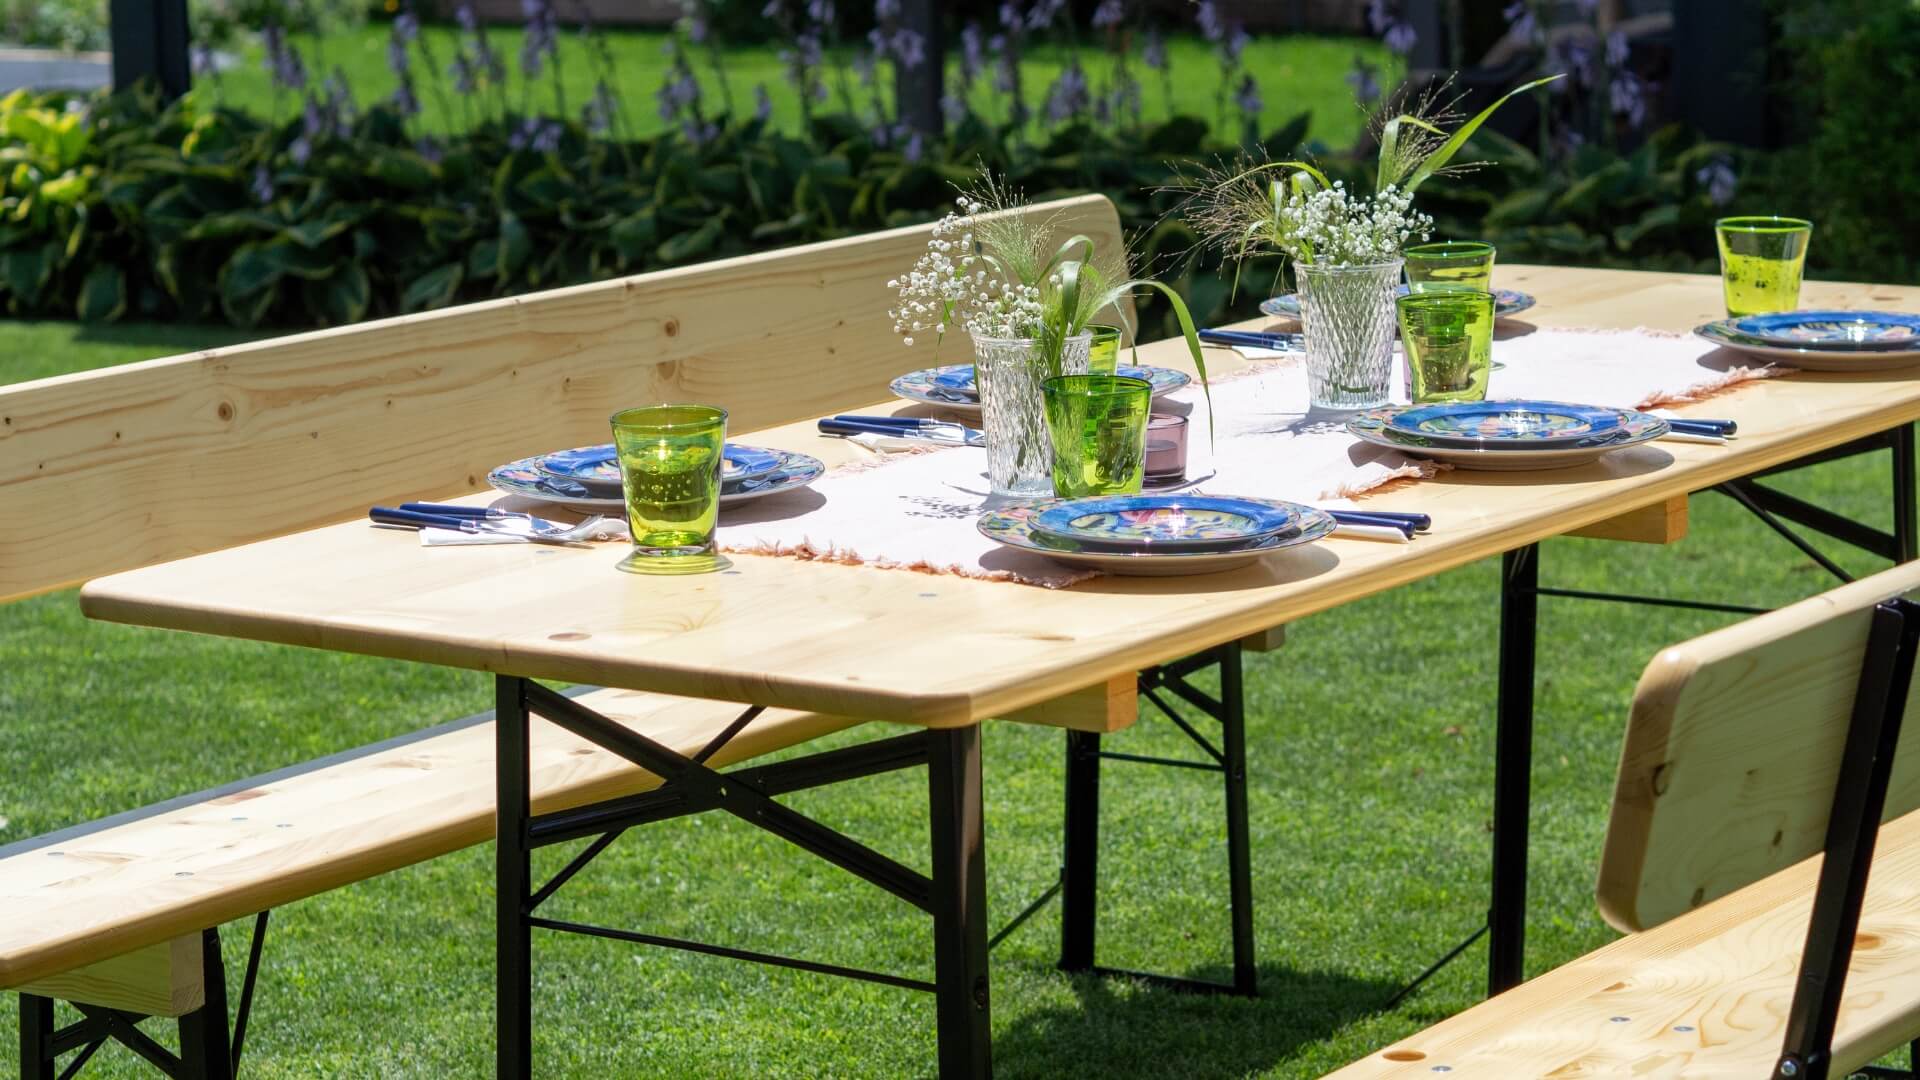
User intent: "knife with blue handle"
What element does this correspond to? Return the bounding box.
[1329,510,1427,536]
[399,502,529,519]
[1198,328,1306,351]
[1665,418,1737,437]
[818,417,985,446]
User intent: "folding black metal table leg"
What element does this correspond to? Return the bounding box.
[18,992,55,1080]
[1055,643,1256,996]
[1489,544,1539,996]
[1057,729,1100,974]
[928,725,991,1080]
[1220,644,1257,996]
[496,674,533,1080]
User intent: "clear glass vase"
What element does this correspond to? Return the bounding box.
[971,331,1092,498]
[1295,259,1404,410]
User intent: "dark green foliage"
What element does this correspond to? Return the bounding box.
[1416,126,1749,277]
[0,73,1910,338]
[1763,0,1920,285]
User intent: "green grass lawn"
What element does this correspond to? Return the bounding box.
[0,318,1906,1076]
[201,24,1398,150]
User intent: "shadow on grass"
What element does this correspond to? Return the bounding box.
[990,961,1401,1080]
[69,321,268,353]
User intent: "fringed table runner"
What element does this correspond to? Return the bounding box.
[719,328,1776,588]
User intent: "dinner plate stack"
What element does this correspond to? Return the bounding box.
[977,494,1335,576]
[1346,400,1669,471]
[1694,310,1920,370]
[485,441,826,513]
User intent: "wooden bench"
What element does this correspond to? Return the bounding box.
[1,195,1137,1078]
[1330,559,1920,1079]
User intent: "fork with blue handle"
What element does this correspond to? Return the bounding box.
[370,504,613,543]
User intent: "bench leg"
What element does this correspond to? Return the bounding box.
[19,993,56,1080]
[929,726,991,1080]
[496,674,533,1080]
[176,928,234,1080]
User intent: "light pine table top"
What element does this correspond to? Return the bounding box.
[80,266,1920,727]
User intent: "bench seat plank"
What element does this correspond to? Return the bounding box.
[0,687,862,988]
[1327,808,1920,1079]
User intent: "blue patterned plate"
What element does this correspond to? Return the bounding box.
[1261,287,1535,321]
[540,443,784,487]
[1348,406,1668,471]
[1031,495,1301,553]
[978,499,1335,577]
[892,363,1191,415]
[1694,321,1920,371]
[1726,311,1920,350]
[490,447,825,512]
[1384,400,1631,448]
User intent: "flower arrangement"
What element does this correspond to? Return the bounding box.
[1183,75,1562,277]
[887,173,1211,396]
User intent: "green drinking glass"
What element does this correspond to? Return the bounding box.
[1043,374,1152,498]
[1397,290,1495,404]
[1715,216,1812,317]
[1405,241,1496,294]
[1087,323,1124,375]
[609,404,731,575]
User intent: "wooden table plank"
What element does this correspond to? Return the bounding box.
[79,267,1920,726]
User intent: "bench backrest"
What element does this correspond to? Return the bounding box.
[0,194,1127,603]
[1598,559,1920,932]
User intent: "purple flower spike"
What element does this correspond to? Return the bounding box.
[1697,159,1738,206]
[1091,0,1124,29]
[893,29,926,71]
[1142,27,1166,70]
[1346,57,1381,104]
[1042,60,1088,124]
[1503,1,1536,42]
[960,23,985,81]
[1605,29,1629,68]
[1197,1,1223,42]
[1610,72,1646,127]
[755,83,774,121]
[1235,73,1261,116]
[1384,21,1416,55]
[250,166,274,205]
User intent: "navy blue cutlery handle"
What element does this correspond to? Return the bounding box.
[832,414,936,428]
[1339,510,1431,532]
[819,418,970,441]
[1328,511,1415,538]
[370,507,471,531]
[399,502,514,519]
[1667,418,1737,436]
[1198,329,1302,350]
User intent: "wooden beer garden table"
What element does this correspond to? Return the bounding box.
[77,265,1920,1077]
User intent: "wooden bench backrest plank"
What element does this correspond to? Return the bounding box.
[0,195,1126,603]
[1598,559,1920,932]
